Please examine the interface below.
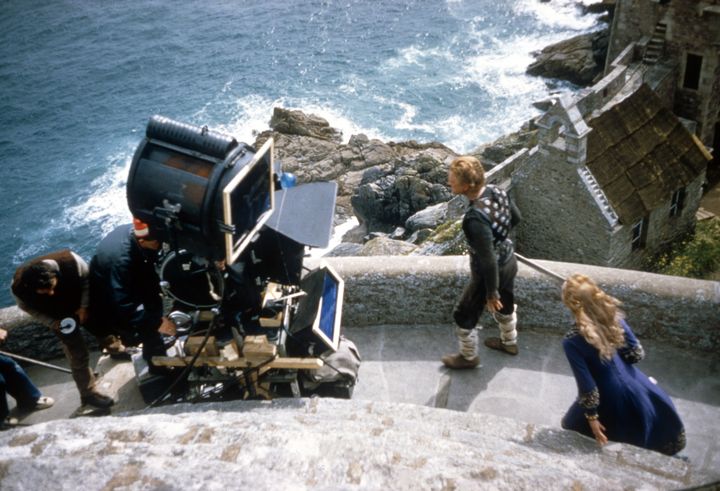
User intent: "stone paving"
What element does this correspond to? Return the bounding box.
[349,325,720,481]
[8,325,720,486]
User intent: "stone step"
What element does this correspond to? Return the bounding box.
[0,398,707,489]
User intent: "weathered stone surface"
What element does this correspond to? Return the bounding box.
[269,107,343,143]
[0,398,705,490]
[470,122,538,167]
[412,220,468,257]
[408,228,433,245]
[358,236,418,256]
[527,29,609,86]
[254,110,455,223]
[302,256,720,352]
[325,242,363,257]
[351,166,452,233]
[405,202,448,233]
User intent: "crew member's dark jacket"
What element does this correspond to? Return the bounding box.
[11,249,87,325]
[89,224,162,331]
[463,185,522,300]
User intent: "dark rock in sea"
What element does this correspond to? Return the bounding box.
[469,121,538,167]
[269,107,343,143]
[581,0,616,18]
[351,168,452,233]
[255,108,535,249]
[526,28,609,86]
[255,112,455,222]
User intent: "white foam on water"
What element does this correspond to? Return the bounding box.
[64,152,133,236]
[285,100,390,144]
[370,95,435,135]
[223,94,280,144]
[384,45,457,70]
[514,0,602,30]
[217,94,389,145]
[308,216,359,258]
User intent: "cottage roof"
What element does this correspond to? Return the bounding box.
[585,84,709,224]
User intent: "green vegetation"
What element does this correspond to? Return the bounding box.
[424,219,468,255]
[655,218,720,279]
[431,219,463,244]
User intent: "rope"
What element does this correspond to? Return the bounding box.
[0,349,72,374]
[514,253,565,283]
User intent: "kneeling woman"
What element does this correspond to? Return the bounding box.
[560,274,686,456]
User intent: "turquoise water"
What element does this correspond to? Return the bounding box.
[0,0,601,306]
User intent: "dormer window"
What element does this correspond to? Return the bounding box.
[670,188,686,217]
[631,217,648,250]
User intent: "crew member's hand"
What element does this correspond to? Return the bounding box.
[588,418,608,446]
[0,328,7,344]
[486,297,503,314]
[75,307,88,325]
[158,317,176,336]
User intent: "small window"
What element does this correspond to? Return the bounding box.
[683,53,703,90]
[631,217,648,250]
[669,188,686,217]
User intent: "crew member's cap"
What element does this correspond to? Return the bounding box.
[133,218,152,239]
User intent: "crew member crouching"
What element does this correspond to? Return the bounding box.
[11,250,116,409]
[88,219,176,376]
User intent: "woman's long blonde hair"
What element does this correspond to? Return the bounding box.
[562,274,625,360]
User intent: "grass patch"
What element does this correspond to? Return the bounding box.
[422,219,468,255]
[655,218,720,279]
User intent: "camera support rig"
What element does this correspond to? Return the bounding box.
[126,116,358,405]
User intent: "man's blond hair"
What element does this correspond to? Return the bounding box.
[449,156,485,194]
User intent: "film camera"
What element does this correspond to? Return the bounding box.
[126,115,359,404]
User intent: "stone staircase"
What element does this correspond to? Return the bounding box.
[643,21,668,65]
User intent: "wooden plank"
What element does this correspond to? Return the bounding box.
[259,311,283,327]
[151,355,324,370]
[184,336,219,357]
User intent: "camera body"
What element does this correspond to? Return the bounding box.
[126,116,356,403]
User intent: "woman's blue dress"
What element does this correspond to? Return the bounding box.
[561,319,686,455]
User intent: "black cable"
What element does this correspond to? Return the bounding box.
[146,311,218,409]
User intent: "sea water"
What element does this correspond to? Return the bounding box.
[0,0,602,306]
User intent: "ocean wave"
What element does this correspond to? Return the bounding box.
[461,32,569,97]
[64,152,133,237]
[290,100,390,143]
[371,95,435,135]
[513,0,601,30]
[383,45,457,70]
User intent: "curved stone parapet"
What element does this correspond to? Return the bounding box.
[2,256,718,360]
[0,398,708,490]
[310,256,720,351]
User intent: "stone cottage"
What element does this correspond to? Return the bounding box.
[511,80,710,269]
[606,0,720,179]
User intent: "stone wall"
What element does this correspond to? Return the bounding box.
[510,146,613,265]
[309,256,720,352]
[2,256,718,359]
[608,0,720,148]
[608,173,705,270]
[668,2,720,146]
[606,0,666,65]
